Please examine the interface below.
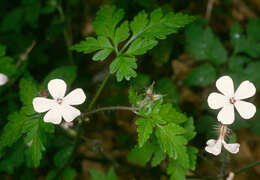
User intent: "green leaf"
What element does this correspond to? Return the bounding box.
[71,36,113,56]
[127,141,156,166]
[0,44,6,57]
[63,167,77,180]
[90,167,117,180]
[93,48,113,61]
[155,123,187,159]
[109,56,137,81]
[19,77,38,114]
[186,24,227,65]
[114,21,130,45]
[187,146,198,171]
[157,104,187,124]
[185,63,216,86]
[54,146,73,168]
[94,5,124,40]
[0,141,25,173]
[41,65,77,90]
[0,8,24,32]
[167,160,186,180]
[126,38,158,55]
[136,118,154,147]
[46,167,77,180]
[151,148,166,167]
[0,112,27,150]
[130,8,194,40]
[228,56,250,73]
[230,22,247,54]
[130,10,149,36]
[23,118,53,167]
[0,56,16,76]
[183,117,196,141]
[244,61,260,90]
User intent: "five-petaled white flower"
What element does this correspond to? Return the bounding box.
[32,79,86,124]
[208,76,256,125]
[205,125,240,156]
[0,73,8,86]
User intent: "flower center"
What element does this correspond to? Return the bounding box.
[57,98,63,104]
[229,97,236,104]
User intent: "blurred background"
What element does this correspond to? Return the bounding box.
[0,0,260,179]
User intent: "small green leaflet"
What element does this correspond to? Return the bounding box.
[114,21,130,45]
[0,56,16,76]
[131,9,195,40]
[136,118,154,147]
[128,141,166,166]
[187,146,198,171]
[90,167,117,180]
[22,118,54,167]
[155,123,187,159]
[126,38,158,56]
[0,112,27,150]
[19,77,38,114]
[94,5,124,41]
[71,37,113,61]
[167,159,186,180]
[109,56,137,81]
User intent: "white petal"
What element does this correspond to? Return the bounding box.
[43,107,62,124]
[205,139,222,156]
[234,80,256,100]
[223,141,240,154]
[206,139,217,146]
[48,79,67,99]
[63,88,86,105]
[207,92,227,109]
[234,100,256,119]
[217,104,235,125]
[0,73,8,86]
[32,97,56,113]
[61,104,80,122]
[216,76,234,98]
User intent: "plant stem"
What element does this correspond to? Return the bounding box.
[87,73,111,110]
[84,106,139,116]
[220,151,228,180]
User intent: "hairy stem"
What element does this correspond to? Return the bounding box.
[84,106,139,116]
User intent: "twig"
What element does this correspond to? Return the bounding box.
[16,41,36,68]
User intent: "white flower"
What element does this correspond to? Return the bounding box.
[205,138,240,156]
[205,125,240,156]
[32,79,86,124]
[0,73,8,86]
[208,76,256,125]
